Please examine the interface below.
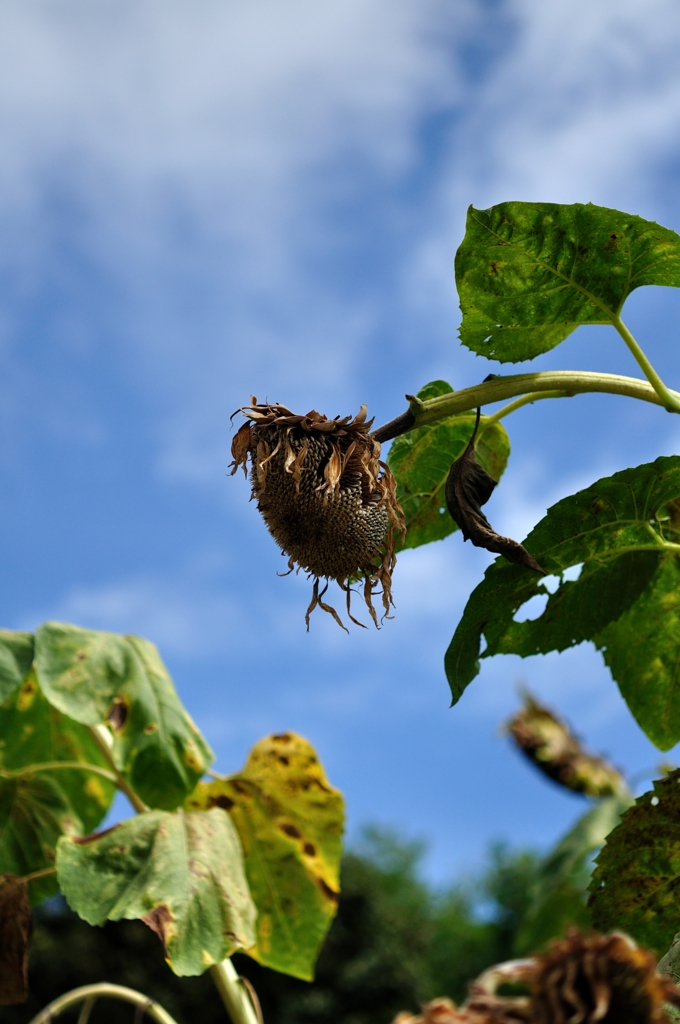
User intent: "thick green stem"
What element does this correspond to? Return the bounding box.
[27,983,180,1024]
[611,316,680,413]
[373,370,680,442]
[88,724,149,814]
[210,959,262,1024]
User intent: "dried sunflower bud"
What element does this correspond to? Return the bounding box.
[530,930,680,1024]
[230,399,405,629]
[506,694,629,799]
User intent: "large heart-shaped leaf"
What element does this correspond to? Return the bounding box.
[57,807,256,977]
[186,732,344,981]
[0,670,115,835]
[456,202,680,362]
[589,771,680,955]
[387,381,510,551]
[34,624,213,810]
[446,457,680,748]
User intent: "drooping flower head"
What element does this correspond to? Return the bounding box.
[230,399,405,629]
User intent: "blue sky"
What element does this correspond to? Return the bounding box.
[3,0,680,882]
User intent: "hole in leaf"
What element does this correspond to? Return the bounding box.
[563,562,583,582]
[542,574,561,594]
[513,593,548,623]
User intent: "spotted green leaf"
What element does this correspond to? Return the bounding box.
[0,670,115,835]
[34,623,213,811]
[456,202,680,362]
[446,457,680,749]
[588,770,680,954]
[387,380,510,551]
[57,807,256,977]
[186,732,344,981]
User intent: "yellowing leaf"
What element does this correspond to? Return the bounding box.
[186,732,344,980]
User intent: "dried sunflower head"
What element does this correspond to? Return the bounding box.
[230,399,405,629]
[530,930,680,1024]
[505,694,629,799]
[390,932,680,1024]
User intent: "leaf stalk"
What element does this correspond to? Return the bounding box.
[479,390,573,430]
[611,316,680,413]
[88,724,149,814]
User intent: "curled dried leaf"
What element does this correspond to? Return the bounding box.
[506,693,629,799]
[445,410,544,575]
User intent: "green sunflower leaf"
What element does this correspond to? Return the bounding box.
[0,670,115,835]
[56,807,256,977]
[0,772,82,905]
[186,732,344,981]
[34,623,213,810]
[445,456,680,748]
[588,770,680,955]
[387,380,510,551]
[456,202,680,363]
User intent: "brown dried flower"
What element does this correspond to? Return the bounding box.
[530,930,680,1024]
[390,932,680,1024]
[506,694,629,799]
[230,399,405,629]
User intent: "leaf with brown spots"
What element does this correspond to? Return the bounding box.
[445,409,544,574]
[589,769,680,954]
[186,732,344,981]
[34,624,214,810]
[0,875,32,1004]
[56,807,256,977]
[456,201,680,362]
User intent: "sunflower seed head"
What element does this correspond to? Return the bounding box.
[230,401,405,628]
[530,931,678,1024]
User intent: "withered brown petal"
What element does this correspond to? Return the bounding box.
[445,410,545,575]
[0,874,32,1005]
